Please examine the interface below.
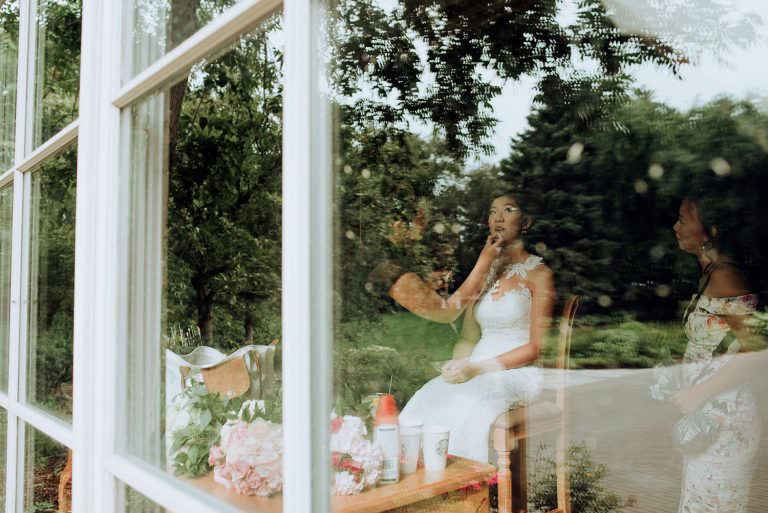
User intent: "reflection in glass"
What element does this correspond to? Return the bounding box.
[0,185,11,391]
[123,15,283,509]
[124,485,163,513]
[125,0,245,80]
[0,408,6,511]
[23,425,72,513]
[0,0,18,169]
[326,0,768,511]
[27,147,76,419]
[33,0,81,147]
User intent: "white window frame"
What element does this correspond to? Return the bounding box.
[72,0,333,513]
[2,0,82,510]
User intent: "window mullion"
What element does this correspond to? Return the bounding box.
[72,0,124,512]
[283,0,332,511]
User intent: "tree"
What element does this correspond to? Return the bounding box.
[498,91,768,316]
[167,20,283,346]
[326,0,707,157]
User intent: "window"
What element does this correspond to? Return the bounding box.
[1,1,766,513]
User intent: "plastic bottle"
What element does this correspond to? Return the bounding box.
[374,393,400,484]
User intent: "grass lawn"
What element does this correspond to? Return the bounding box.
[338,311,688,370]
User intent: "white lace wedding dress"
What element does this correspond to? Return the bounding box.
[400,255,544,462]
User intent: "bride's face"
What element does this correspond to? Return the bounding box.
[488,195,523,244]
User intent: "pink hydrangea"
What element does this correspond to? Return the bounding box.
[209,419,283,496]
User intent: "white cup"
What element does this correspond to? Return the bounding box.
[400,427,421,474]
[401,419,423,429]
[422,425,450,471]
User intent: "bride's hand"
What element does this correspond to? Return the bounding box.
[441,359,478,384]
[477,234,504,267]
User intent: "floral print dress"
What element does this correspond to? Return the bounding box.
[679,293,761,513]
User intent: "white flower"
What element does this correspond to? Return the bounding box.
[333,470,364,495]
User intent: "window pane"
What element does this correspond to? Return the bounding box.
[0,1,18,170]
[125,0,248,81]
[123,15,283,510]
[124,485,163,513]
[23,424,72,513]
[0,184,11,391]
[33,0,81,148]
[27,147,76,419]
[0,408,6,511]
[326,1,768,512]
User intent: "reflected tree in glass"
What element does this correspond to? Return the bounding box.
[27,147,76,420]
[0,185,11,391]
[0,0,18,169]
[33,0,81,147]
[23,425,71,513]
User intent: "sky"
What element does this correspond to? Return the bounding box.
[474,0,768,165]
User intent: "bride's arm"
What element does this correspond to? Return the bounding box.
[444,266,554,382]
[388,235,503,323]
[452,303,481,360]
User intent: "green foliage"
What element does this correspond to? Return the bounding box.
[36,0,82,143]
[333,323,440,421]
[327,0,694,156]
[530,442,623,513]
[500,92,768,316]
[336,126,465,320]
[167,17,283,345]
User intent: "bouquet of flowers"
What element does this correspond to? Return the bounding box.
[208,415,283,496]
[330,415,383,495]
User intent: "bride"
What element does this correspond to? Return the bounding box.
[392,193,554,462]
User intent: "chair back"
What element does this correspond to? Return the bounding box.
[555,296,579,410]
[556,295,580,371]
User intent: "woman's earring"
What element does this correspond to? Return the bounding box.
[700,239,713,254]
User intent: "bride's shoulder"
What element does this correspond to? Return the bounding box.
[527,257,553,286]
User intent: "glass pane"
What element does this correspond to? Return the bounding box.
[0,185,11,391]
[27,146,76,419]
[123,15,283,510]
[124,485,163,513]
[23,424,72,513]
[327,1,768,512]
[33,0,81,148]
[0,0,18,170]
[0,408,6,511]
[125,0,247,81]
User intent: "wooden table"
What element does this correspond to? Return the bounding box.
[188,457,495,513]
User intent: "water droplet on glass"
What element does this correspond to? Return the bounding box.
[648,164,664,179]
[634,180,649,194]
[343,165,352,174]
[345,230,356,240]
[655,284,671,297]
[361,168,371,179]
[433,223,445,234]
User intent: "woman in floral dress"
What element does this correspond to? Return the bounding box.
[671,197,762,513]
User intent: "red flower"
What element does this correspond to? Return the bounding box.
[331,417,344,433]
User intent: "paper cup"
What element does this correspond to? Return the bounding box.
[422,425,450,471]
[400,427,421,474]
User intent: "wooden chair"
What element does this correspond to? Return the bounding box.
[492,295,579,513]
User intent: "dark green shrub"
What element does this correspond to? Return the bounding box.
[530,442,623,513]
